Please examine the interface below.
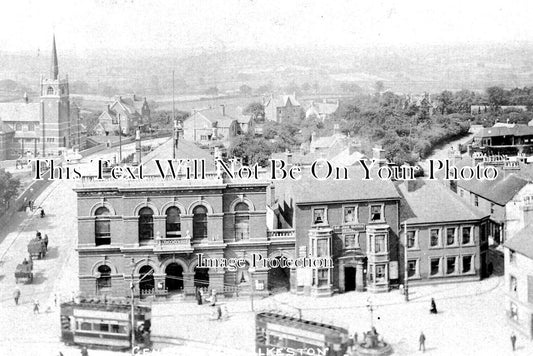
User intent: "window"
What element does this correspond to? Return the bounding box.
[138,207,154,242]
[47,86,54,95]
[46,137,55,143]
[509,249,516,264]
[200,135,208,141]
[193,205,208,240]
[490,203,495,214]
[375,265,386,283]
[344,234,357,248]
[94,207,111,246]
[99,323,109,332]
[165,207,181,238]
[460,189,464,197]
[370,205,383,222]
[462,227,472,245]
[343,206,356,224]
[406,231,417,249]
[234,202,250,240]
[510,275,518,293]
[430,229,440,247]
[446,227,456,246]
[312,207,326,224]
[80,322,92,331]
[96,265,112,291]
[15,123,21,131]
[474,195,479,207]
[462,255,473,273]
[510,302,518,321]
[374,234,386,253]
[316,239,329,257]
[316,269,329,287]
[28,123,34,131]
[446,256,457,274]
[407,260,418,278]
[430,258,441,276]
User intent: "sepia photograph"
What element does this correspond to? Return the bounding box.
[1,0,533,355]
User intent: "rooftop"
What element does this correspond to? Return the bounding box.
[398,180,488,225]
[474,125,533,138]
[505,224,533,259]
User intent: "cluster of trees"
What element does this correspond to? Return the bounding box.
[0,170,20,215]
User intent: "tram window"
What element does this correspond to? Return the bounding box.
[111,324,120,333]
[80,322,92,331]
[286,339,305,349]
[99,323,109,332]
[269,335,282,346]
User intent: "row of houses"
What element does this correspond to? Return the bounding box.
[74,134,492,301]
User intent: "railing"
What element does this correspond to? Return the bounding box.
[154,237,192,252]
[267,229,296,240]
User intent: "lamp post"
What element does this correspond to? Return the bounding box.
[129,259,135,356]
[366,297,375,329]
[249,267,255,311]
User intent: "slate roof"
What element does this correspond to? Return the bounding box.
[287,166,401,205]
[0,103,40,122]
[455,161,530,205]
[398,180,488,225]
[505,224,533,259]
[190,108,239,128]
[474,125,533,138]
[264,94,301,108]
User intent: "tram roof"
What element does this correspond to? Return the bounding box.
[256,311,348,335]
[60,298,151,313]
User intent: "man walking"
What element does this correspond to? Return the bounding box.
[419,331,426,352]
[33,299,40,314]
[13,288,21,305]
[511,332,517,351]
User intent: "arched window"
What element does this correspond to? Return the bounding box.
[139,207,154,243]
[47,86,54,95]
[96,265,112,291]
[193,205,208,240]
[234,202,250,240]
[166,207,181,238]
[94,207,111,246]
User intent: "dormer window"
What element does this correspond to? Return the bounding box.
[47,87,54,95]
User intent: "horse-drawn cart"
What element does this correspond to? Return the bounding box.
[15,260,33,283]
[28,237,47,259]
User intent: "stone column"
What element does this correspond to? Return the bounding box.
[290,268,298,294]
[153,215,166,238]
[183,272,195,296]
[208,270,225,295]
[181,214,193,237]
[339,260,345,293]
[356,261,364,292]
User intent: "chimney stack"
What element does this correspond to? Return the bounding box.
[221,104,226,116]
[372,145,387,167]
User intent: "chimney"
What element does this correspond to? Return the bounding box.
[220,104,226,116]
[23,92,28,103]
[348,141,360,155]
[372,145,387,167]
[286,150,293,165]
[407,180,417,192]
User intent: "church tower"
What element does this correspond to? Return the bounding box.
[39,34,72,156]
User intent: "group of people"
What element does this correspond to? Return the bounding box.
[195,288,226,320]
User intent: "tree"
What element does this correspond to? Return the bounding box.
[243,102,265,121]
[374,81,384,94]
[486,86,506,108]
[229,134,273,166]
[205,86,219,96]
[239,84,253,96]
[436,90,454,114]
[0,170,20,213]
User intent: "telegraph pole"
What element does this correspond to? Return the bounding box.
[404,222,410,302]
[172,70,176,159]
[119,116,122,163]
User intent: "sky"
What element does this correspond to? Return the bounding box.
[1,0,533,54]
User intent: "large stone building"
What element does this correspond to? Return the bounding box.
[504,225,533,339]
[74,161,295,299]
[0,36,83,157]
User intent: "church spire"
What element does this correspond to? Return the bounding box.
[51,34,59,80]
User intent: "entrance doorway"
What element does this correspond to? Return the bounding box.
[345,266,356,292]
[268,257,291,293]
[165,263,184,293]
[194,267,209,289]
[139,265,155,297]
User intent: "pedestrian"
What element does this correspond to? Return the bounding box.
[54,294,58,307]
[80,346,89,356]
[196,288,203,305]
[353,331,358,344]
[216,305,222,320]
[430,298,438,314]
[511,332,517,351]
[13,288,21,305]
[33,299,40,314]
[419,331,426,352]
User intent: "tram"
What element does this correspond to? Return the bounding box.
[60,298,151,350]
[255,312,350,356]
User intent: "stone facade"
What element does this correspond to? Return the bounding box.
[75,176,295,300]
